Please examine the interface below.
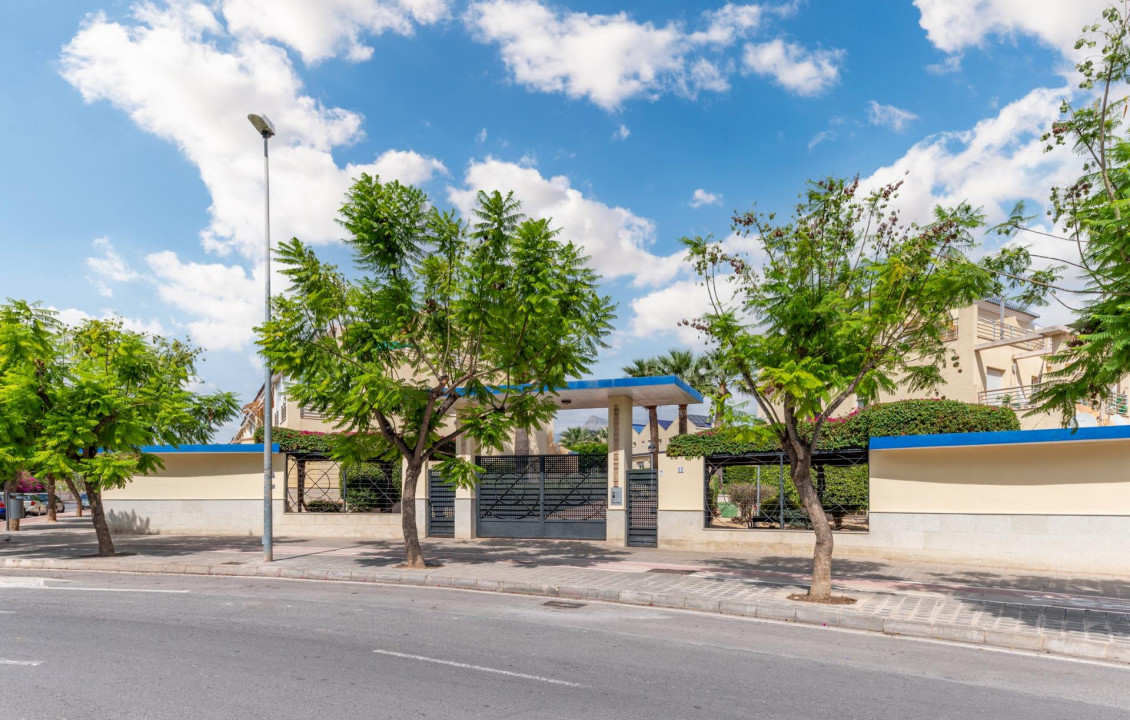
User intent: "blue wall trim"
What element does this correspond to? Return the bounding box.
[561,375,705,402]
[871,425,1130,450]
[140,443,281,454]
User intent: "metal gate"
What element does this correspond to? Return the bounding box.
[427,469,455,538]
[477,454,607,540]
[627,469,658,547]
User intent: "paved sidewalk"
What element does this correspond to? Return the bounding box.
[3,516,1129,664]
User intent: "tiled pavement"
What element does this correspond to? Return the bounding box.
[3,515,1129,663]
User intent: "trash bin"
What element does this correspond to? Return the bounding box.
[8,495,24,521]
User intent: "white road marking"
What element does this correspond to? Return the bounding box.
[0,577,187,593]
[373,649,582,687]
[0,659,42,666]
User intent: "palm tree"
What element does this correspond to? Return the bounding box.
[559,425,596,449]
[621,357,662,469]
[656,349,696,434]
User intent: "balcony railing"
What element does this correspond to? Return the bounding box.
[980,385,1130,416]
[979,385,1042,409]
[975,318,1047,351]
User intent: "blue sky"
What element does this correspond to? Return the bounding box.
[0,0,1103,434]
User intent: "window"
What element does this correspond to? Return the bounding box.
[985,368,1004,391]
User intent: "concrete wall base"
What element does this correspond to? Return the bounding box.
[658,510,1130,574]
[104,499,424,540]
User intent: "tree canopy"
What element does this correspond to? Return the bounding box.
[9,311,239,555]
[683,176,997,599]
[258,174,615,567]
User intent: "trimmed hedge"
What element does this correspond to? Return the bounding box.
[667,399,1019,458]
[254,426,342,454]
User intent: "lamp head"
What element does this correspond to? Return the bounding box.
[248,113,276,138]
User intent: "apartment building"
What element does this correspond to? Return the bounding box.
[870,299,1129,429]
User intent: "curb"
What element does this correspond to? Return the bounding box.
[2,556,1124,665]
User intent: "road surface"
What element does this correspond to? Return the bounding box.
[0,570,1127,719]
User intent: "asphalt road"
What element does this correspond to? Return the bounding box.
[0,571,1127,720]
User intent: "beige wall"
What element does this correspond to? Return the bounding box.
[102,452,285,501]
[870,439,1130,516]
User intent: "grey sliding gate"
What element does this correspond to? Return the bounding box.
[427,469,455,538]
[477,454,607,540]
[627,469,658,547]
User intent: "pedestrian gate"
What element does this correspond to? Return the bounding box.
[477,454,607,540]
[627,469,658,547]
[427,469,455,538]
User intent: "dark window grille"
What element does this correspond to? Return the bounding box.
[704,450,869,532]
[285,453,401,513]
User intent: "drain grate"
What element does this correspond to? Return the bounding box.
[647,568,696,575]
[543,600,586,609]
[221,561,244,566]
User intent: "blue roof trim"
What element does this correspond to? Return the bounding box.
[871,425,1130,450]
[140,443,281,454]
[561,375,704,402]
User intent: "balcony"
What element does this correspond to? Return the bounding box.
[978,385,1042,409]
[975,318,1047,352]
[979,385,1130,416]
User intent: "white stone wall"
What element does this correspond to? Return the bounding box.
[657,509,1130,574]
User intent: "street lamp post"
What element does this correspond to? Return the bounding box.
[249,112,276,563]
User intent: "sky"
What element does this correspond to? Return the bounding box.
[0,0,1106,436]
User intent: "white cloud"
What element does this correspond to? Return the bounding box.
[926,53,962,75]
[145,251,262,352]
[372,149,448,185]
[628,276,744,346]
[742,38,843,96]
[914,0,1107,56]
[60,3,446,261]
[85,237,140,297]
[807,129,835,151]
[866,100,919,132]
[861,85,1084,325]
[448,157,684,287]
[52,306,166,336]
[690,188,722,208]
[612,124,631,141]
[465,1,835,109]
[477,127,488,143]
[221,0,450,63]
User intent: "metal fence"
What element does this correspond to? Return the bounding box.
[284,453,401,513]
[704,450,869,532]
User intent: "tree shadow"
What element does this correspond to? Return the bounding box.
[351,538,632,569]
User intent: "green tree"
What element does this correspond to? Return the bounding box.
[684,177,994,600]
[33,318,239,555]
[621,357,662,468]
[259,175,615,568]
[993,4,1130,421]
[0,301,59,530]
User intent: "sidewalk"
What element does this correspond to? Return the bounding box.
[3,516,1129,664]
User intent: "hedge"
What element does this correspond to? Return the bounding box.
[254,426,343,454]
[667,399,1019,458]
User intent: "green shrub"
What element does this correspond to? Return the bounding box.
[567,441,608,456]
[303,499,343,513]
[725,483,760,518]
[667,399,1019,457]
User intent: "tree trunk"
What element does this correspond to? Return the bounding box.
[46,477,58,522]
[87,487,116,556]
[677,405,688,435]
[646,405,660,470]
[63,476,83,517]
[789,453,834,600]
[401,460,426,569]
[4,477,17,532]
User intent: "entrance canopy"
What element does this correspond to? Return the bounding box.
[453,374,702,410]
[543,375,702,409]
